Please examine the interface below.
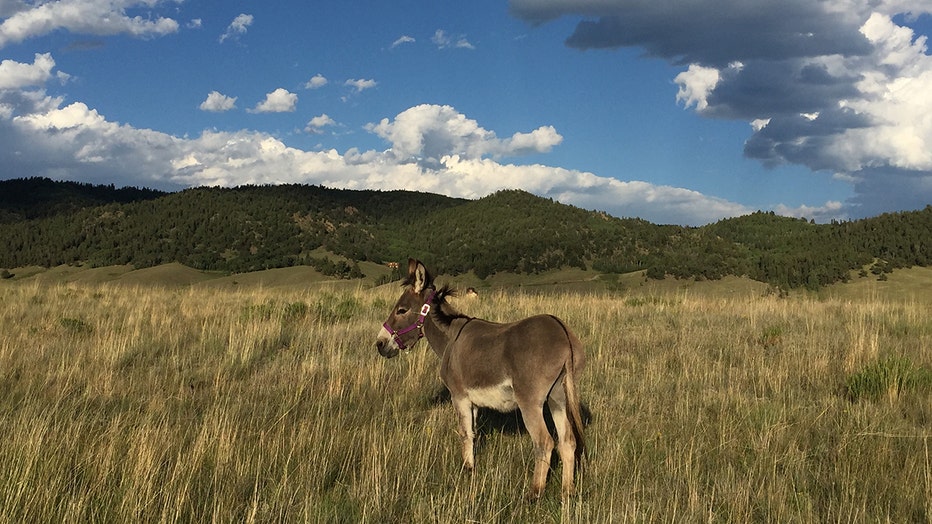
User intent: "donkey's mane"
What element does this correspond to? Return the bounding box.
[430,285,471,328]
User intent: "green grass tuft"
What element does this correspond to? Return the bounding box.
[846,356,932,402]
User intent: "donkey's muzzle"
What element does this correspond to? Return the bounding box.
[376,338,398,358]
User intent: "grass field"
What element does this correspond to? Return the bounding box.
[1,267,930,522]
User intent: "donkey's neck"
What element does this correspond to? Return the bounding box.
[422,307,471,358]
[417,287,472,357]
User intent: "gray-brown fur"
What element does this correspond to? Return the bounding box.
[376,259,586,499]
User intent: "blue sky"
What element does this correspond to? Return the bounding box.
[1,1,931,225]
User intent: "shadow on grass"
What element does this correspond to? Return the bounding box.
[428,386,593,436]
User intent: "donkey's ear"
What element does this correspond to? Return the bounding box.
[409,259,431,293]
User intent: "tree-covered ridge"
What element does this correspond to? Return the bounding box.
[701,209,932,289]
[0,177,165,223]
[1,178,931,289]
[397,189,670,278]
[0,181,464,273]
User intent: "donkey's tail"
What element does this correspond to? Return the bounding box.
[564,349,586,466]
[552,316,586,466]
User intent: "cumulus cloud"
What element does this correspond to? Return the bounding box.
[0,97,746,225]
[511,0,932,220]
[344,78,377,93]
[0,53,60,89]
[365,104,562,165]
[737,12,932,217]
[304,74,328,89]
[199,91,236,112]
[1,101,182,187]
[0,54,67,117]
[305,113,336,134]
[249,88,297,113]
[219,13,252,43]
[0,0,180,48]
[674,63,722,112]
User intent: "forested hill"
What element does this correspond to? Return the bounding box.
[1,177,931,289]
[0,178,165,223]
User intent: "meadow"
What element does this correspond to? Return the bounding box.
[0,271,930,522]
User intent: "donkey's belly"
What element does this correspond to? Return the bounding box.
[466,379,518,412]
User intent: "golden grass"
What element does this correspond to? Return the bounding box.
[0,278,930,522]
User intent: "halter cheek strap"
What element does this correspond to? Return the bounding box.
[383,290,435,350]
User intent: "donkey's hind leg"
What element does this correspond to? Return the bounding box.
[518,400,555,500]
[547,375,577,497]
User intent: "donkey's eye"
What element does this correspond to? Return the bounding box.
[396,308,408,315]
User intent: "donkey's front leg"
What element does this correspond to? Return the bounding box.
[452,396,476,470]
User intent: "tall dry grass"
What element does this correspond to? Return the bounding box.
[0,279,930,522]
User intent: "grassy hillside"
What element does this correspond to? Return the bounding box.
[1,178,931,289]
[0,277,929,521]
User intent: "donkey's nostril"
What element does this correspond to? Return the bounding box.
[376,338,398,358]
[376,339,390,356]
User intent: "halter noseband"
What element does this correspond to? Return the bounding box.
[383,289,436,350]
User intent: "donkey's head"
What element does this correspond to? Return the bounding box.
[375,259,435,358]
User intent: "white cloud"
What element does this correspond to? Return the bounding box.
[827,13,932,171]
[751,118,770,132]
[773,201,846,222]
[305,113,336,134]
[432,29,475,50]
[17,100,107,130]
[674,64,720,112]
[344,78,377,93]
[0,0,180,48]
[304,74,328,89]
[249,88,297,113]
[514,0,932,219]
[0,88,63,117]
[365,104,562,164]
[391,35,415,48]
[738,11,932,218]
[0,54,67,117]
[187,19,202,29]
[0,100,747,225]
[506,125,563,156]
[0,53,59,89]
[435,155,750,224]
[2,101,181,186]
[219,13,252,43]
[736,13,932,175]
[199,91,237,112]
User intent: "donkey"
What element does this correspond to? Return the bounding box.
[375,259,586,499]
